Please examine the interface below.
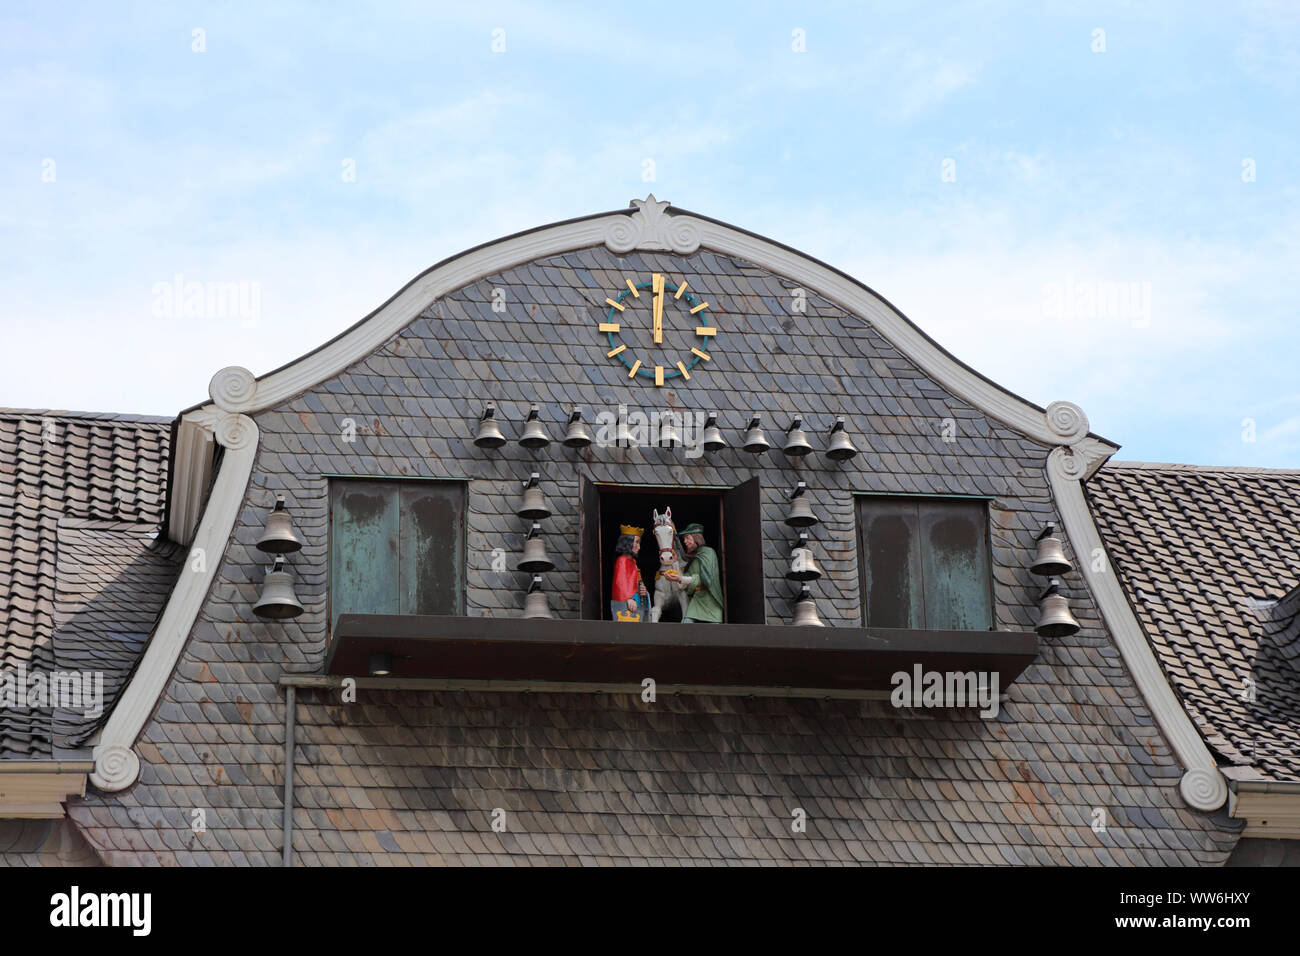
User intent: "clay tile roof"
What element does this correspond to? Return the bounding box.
[0,409,179,759]
[1087,460,1300,782]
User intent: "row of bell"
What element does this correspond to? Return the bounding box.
[255,495,306,618]
[476,403,860,461]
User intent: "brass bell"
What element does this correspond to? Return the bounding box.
[786,531,821,581]
[782,416,813,457]
[523,575,553,619]
[518,403,551,450]
[563,406,594,448]
[1035,578,1080,638]
[702,413,727,452]
[256,494,303,554]
[518,523,555,572]
[517,473,550,520]
[659,414,680,448]
[826,416,858,461]
[473,402,507,449]
[253,556,305,619]
[784,482,820,528]
[792,586,825,626]
[742,414,770,453]
[1030,523,1072,576]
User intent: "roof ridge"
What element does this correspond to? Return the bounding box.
[1103,459,1300,476]
[0,408,174,424]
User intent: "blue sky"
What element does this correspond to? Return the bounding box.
[2,2,1297,465]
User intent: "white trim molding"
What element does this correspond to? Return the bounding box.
[1048,448,1229,811]
[90,373,260,791]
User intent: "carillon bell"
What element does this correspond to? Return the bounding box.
[1035,578,1080,638]
[784,482,820,528]
[563,406,594,448]
[518,403,551,450]
[1030,522,1072,577]
[786,532,822,581]
[523,575,553,619]
[253,556,305,620]
[518,523,555,572]
[473,402,507,449]
[659,414,680,448]
[517,473,550,520]
[702,413,727,452]
[792,586,825,626]
[742,414,771,453]
[256,494,303,554]
[782,416,813,457]
[826,416,858,461]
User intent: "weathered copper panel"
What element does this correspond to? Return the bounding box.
[859,498,923,628]
[399,482,465,616]
[921,499,992,630]
[329,482,399,631]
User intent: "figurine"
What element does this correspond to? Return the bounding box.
[648,508,690,623]
[675,523,723,623]
[610,524,649,622]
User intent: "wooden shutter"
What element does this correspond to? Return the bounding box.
[580,476,602,620]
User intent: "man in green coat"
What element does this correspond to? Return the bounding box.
[675,523,723,623]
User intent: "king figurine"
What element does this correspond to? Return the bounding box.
[611,524,649,622]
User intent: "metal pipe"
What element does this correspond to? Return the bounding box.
[281,684,296,867]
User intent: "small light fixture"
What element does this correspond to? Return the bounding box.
[369,652,394,677]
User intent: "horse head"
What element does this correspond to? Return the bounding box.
[651,507,681,569]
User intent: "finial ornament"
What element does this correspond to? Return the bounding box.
[604,195,702,255]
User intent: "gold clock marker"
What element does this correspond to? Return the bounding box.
[674,280,688,299]
[605,298,625,311]
[676,361,690,380]
[654,365,665,386]
[628,359,642,377]
[598,322,620,333]
[691,347,710,362]
[689,301,709,314]
[607,344,627,357]
[695,326,717,337]
[625,278,640,297]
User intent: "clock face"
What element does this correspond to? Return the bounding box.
[598,272,717,386]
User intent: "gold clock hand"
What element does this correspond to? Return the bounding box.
[652,273,664,344]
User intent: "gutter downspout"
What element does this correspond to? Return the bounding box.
[282,684,296,867]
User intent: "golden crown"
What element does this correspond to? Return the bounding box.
[619,524,645,536]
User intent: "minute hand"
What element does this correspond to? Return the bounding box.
[652,274,664,344]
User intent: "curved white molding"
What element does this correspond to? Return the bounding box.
[91,406,260,791]
[1047,456,1229,811]
[209,366,259,413]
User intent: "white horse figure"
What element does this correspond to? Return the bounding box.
[648,507,690,624]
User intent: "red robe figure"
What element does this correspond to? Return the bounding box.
[611,524,648,622]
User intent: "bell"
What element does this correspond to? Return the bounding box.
[253,556,305,620]
[1035,579,1080,638]
[742,414,770,453]
[784,482,820,528]
[563,406,594,448]
[523,575,553,619]
[517,473,550,520]
[518,403,551,450]
[659,414,680,448]
[1030,523,1072,576]
[518,523,555,572]
[792,586,825,626]
[786,532,822,581]
[256,494,303,554]
[473,402,507,449]
[702,413,727,452]
[826,416,858,461]
[783,416,813,457]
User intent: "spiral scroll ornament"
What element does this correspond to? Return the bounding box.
[1047,446,1089,483]
[209,366,258,412]
[1179,767,1228,811]
[1045,401,1089,445]
[90,744,140,792]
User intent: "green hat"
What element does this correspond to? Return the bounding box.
[680,523,705,536]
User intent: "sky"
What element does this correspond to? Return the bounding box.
[1,1,1297,466]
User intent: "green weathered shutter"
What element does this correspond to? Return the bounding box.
[920,499,992,630]
[330,482,400,631]
[860,499,923,628]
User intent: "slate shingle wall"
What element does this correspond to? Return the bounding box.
[64,247,1239,864]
